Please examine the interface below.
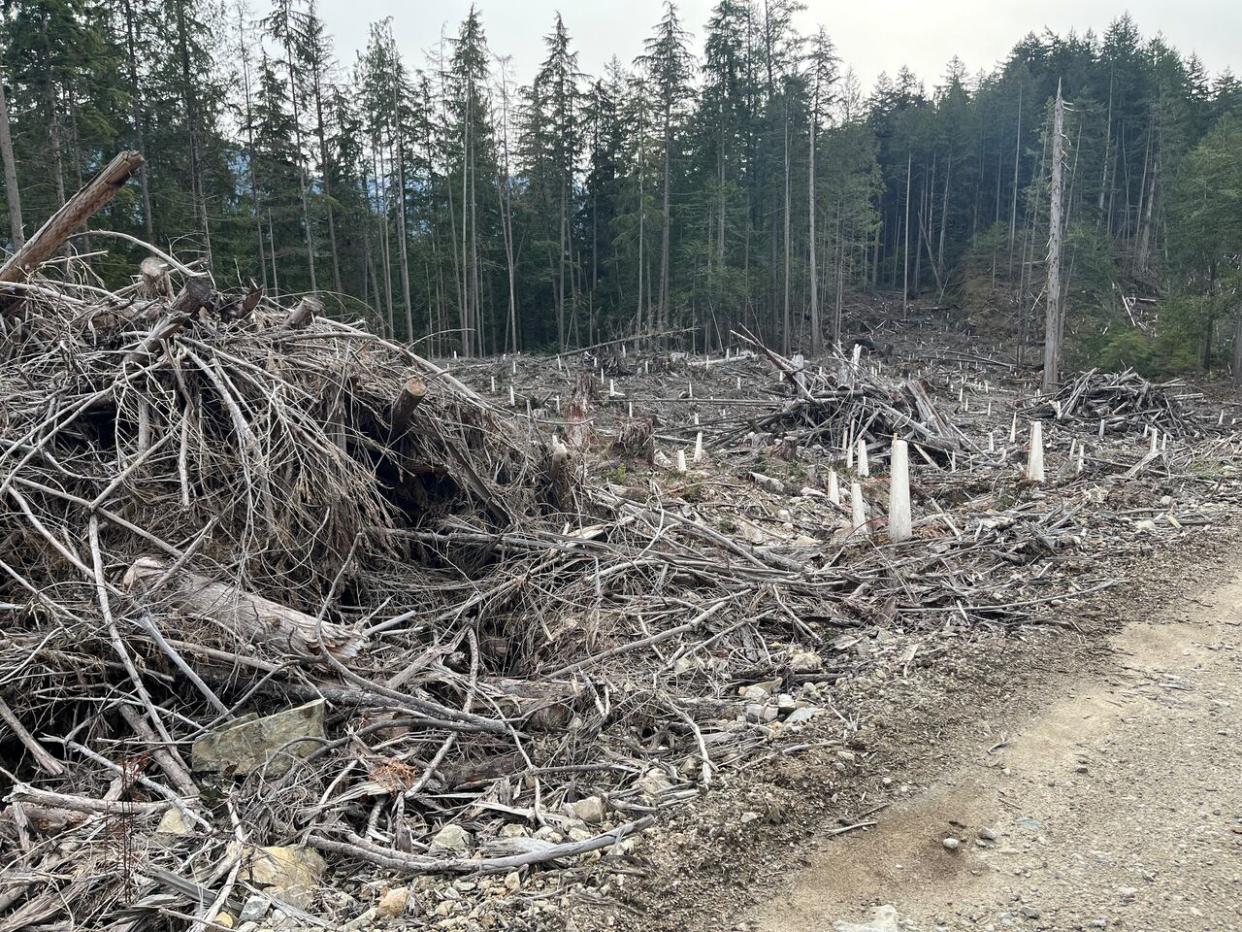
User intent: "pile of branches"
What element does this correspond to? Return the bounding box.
[719,334,974,463]
[0,243,593,922]
[1026,368,1204,437]
[0,246,1102,928]
[0,157,1206,931]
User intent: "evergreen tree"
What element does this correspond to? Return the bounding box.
[519,15,581,349]
[0,2,1234,372]
[639,2,694,338]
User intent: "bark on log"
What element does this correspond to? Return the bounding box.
[286,295,321,329]
[0,150,144,286]
[138,257,172,300]
[123,556,366,661]
[391,376,428,435]
[170,275,215,316]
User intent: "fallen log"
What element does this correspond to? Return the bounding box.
[170,275,215,316]
[0,150,144,288]
[122,556,367,661]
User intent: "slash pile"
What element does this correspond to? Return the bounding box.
[1,244,1240,928]
[1024,367,1209,437]
[715,334,975,466]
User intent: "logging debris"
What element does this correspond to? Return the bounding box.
[1024,367,1208,437]
[2,225,1242,928]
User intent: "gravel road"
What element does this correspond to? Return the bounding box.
[748,563,1242,932]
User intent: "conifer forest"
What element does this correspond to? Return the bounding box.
[1,2,1239,369]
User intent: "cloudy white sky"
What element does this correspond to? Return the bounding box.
[318,1,1241,91]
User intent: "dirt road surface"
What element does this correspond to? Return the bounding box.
[746,558,1242,931]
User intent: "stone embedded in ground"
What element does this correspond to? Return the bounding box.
[565,795,607,824]
[376,886,411,919]
[429,823,472,855]
[246,844,327,909]
[790,648,823,672]
[238,894,268,923]
[785,706,820,724]
[637,769,673,796]
[192,699,325,777]
[745,703,778,723]
[943,836,961,850]
[833,904,901,932]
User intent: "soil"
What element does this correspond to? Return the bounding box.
[572,525,1242,932]
[749,547,1242,931]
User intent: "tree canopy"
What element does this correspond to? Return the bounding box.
[0,3,1238,369]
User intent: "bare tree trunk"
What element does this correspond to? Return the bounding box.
[717,123,725,274]
[636,93,646,337]
[1042,83,1067,393]
[902,153,911,316]
[470,130,481,355]
[659,104,672,338]
[782,98,791,354]
[121,0,153,243]
[393,137,413,341]
[557,183,567,350]
[870,220,880,288]
[173,0,211,270]
[1008,86,1022,279]
[937,155,951,282]
[50,99,66,208]
[268,210,279,295]
[567,197,578,350]
[279,14,316,292]
[374,147,394,334]
[1136,135,1158,274]
[423,93,446,355]
[807,78,820,354]
[913,167,925,297]
[313,53,342,294]
[496,63,518,353]
[834,201,845,347]
[0,64,23,247]
[460,91,471,355]
[236,4,265,288]
[1232,309,1242,389]
[1098,73,1112,217]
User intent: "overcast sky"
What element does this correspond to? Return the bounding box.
[317,1,1241,91]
